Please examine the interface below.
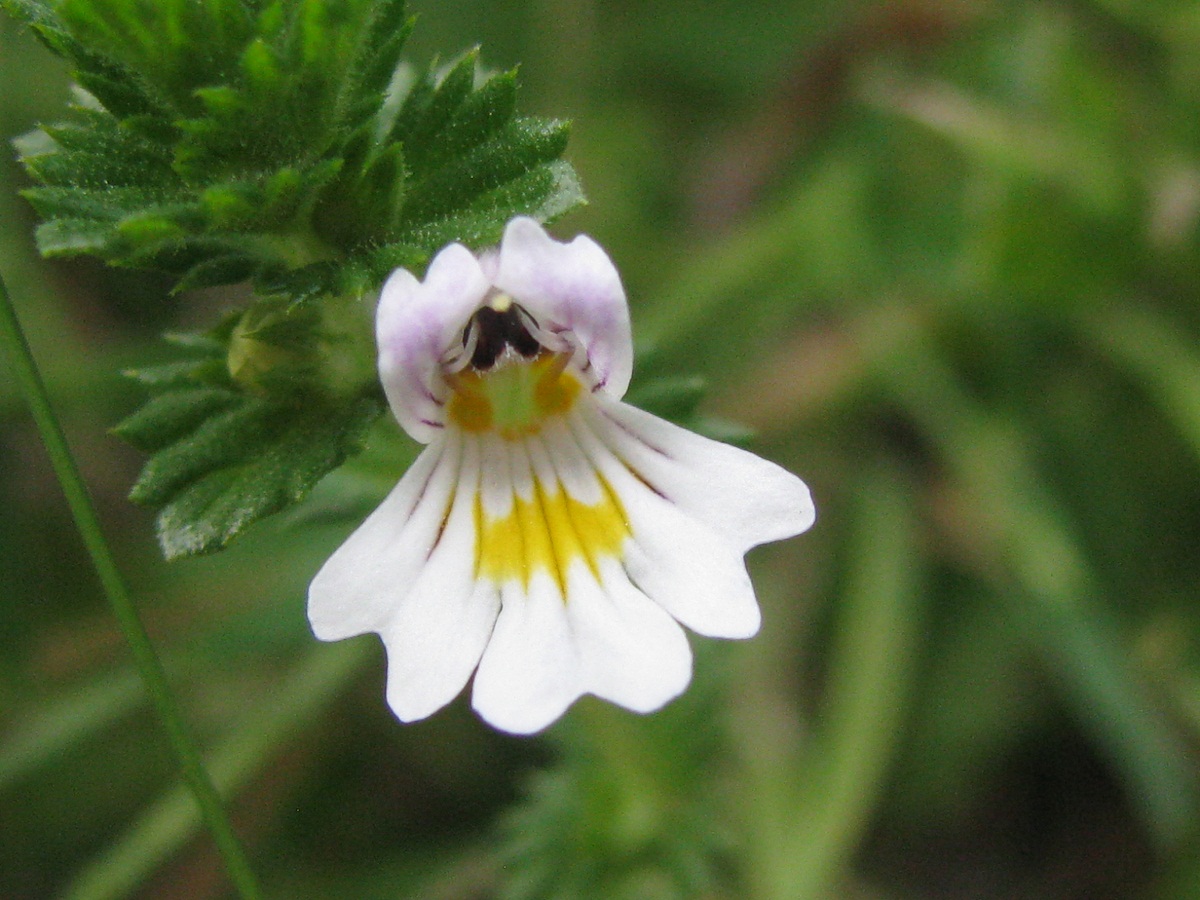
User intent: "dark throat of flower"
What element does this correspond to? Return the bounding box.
[448,297,578,436]
[463,295,542,371]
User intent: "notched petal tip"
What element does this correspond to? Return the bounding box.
[570,562,694,712]
[383,582,500,723]
[494,217,633,399]
[471,576,584,735]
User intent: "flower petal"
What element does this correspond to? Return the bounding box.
[492,217,633,398]
[377,243,491,442]
[307,436,460,641]
[587,397,816,554]
[379,435,501,722]
[569,408,763,638]
[471,438,581,733]
[472,573,582,734]
[569,559,693,712]
[528,423,693,710]
[318,218,818,735]
[620,500,762,639]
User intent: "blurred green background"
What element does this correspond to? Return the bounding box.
[4,0,1200,897]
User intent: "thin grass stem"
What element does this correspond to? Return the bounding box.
[0,270,261,899]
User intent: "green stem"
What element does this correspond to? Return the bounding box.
[65,642,370,900]
[747,473,919,900]
[789,473,919,895]
[0,270,261,899]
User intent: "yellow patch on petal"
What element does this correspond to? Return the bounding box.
[476,473,630,597]
[448,353,581,439]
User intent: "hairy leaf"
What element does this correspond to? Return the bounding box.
[6,0,584,299]
[113,312,382,558]
[3,0,586,554]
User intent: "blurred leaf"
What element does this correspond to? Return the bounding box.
[1078,305,1200,465]
[862,74,1127,214]
[0,670,143,792]
[741,470,920,900]
[62,643,370,900]
[497,682,733,900]
[873,317,1200,848]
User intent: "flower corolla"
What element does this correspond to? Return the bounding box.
[309,217,814,733]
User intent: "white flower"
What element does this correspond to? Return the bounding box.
[308,217,815,734]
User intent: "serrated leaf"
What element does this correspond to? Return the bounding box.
[11,0,587,558]
[33,116,176,189]
[124,357,224,389]
[34,217,116,255]
[113,387,241,453]
[129,398,280,507]
[23,184,173,221]
[172,253,259,292]
[399,118,571,223]
[354,0,412,102]
[148,395,382,558]
[73,63,170,123]
[424,67,519,165]
[11,0,583,297]
[116,321,383,557]
[118,213,187,244]
[253,260,347,304]
[389,159,584,259]
[241,38,284,94]
[395,50,480,175]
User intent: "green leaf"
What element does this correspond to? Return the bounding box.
[8,0,585,555]
[399,117,571,224]
[147,394,381,559]
[0,669,145,792]
[379,159,585,269]
[61,644,371,900]
[498,686,733,900]
[114,310,382,558]
[9,0,583,299]
[114,387,241,453]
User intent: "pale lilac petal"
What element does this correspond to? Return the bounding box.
[569,409,763,638]
[376,243,491,442]
[307,436,460,640]
[586,397,816,554]
[379,436,501,722]
[492,216,633,398]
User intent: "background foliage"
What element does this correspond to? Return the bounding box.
[3,0,1200,898]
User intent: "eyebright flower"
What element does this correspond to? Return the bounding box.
[308,217,815,734]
